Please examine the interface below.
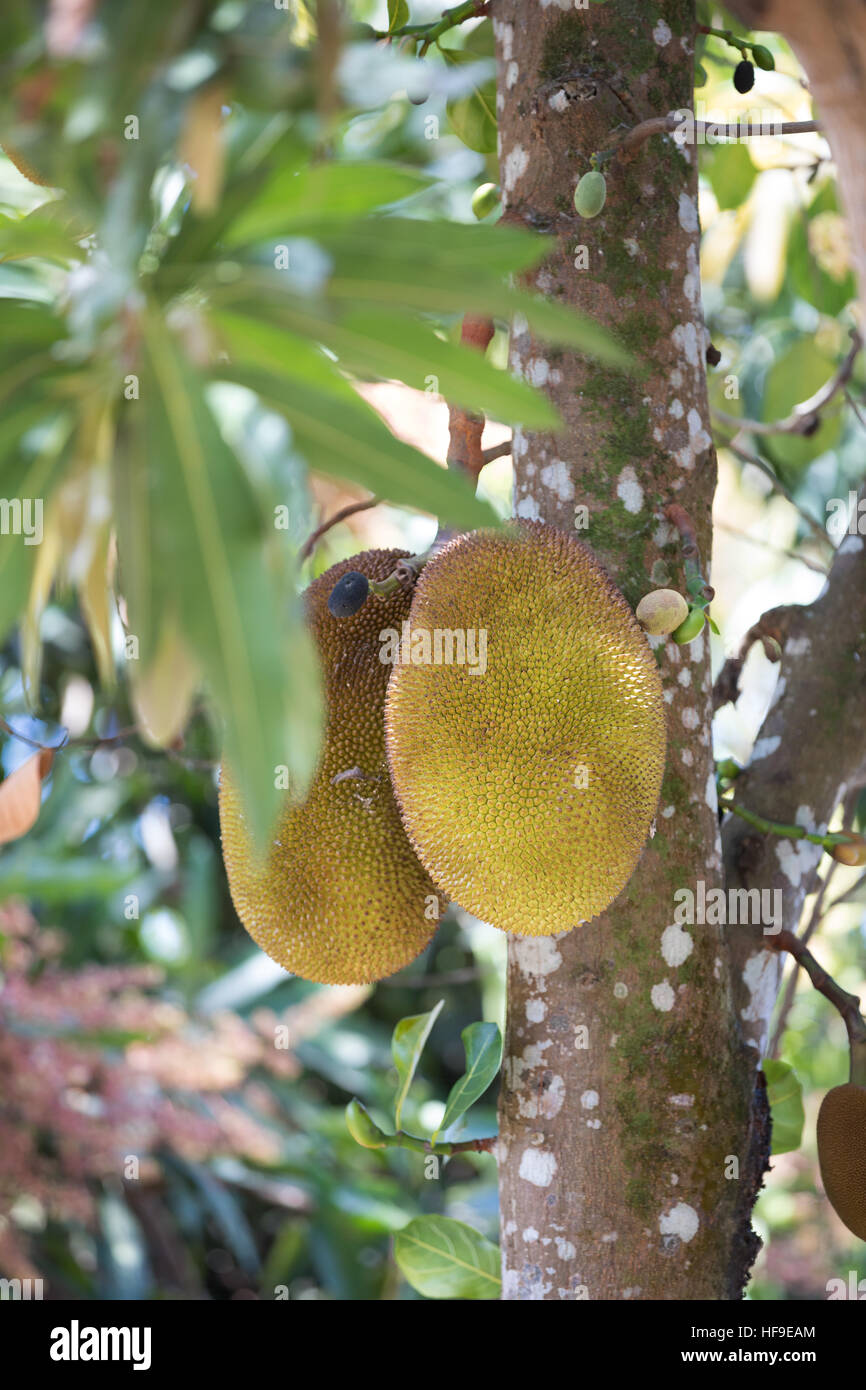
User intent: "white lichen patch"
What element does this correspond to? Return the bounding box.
[678,668,691,687]
[526,356,550,387]
[672,321,700,369]
[776,806,822,887]
[616,465,644,514]
[669,398,684,419]
[662,804,675,819]
[580,1089,599,1110]
[659,1202,699,1243]
[503,145,529,193]
[523,1226,539,1242]
[623,236,639,258]
[668,1093,694,1108]
[548,89,569,113]
[681,707,699,730]
[678,193,698,234]
[506,61,519,89]
[681,748,694,766]
[493,18,513,60]
[541,459,575,501]
[740,950,779,1042]
[526,998,546,1023]
[555,1238,576,1261]
[519,1147,557,1187]
[513,935,562,988]
[661,923,693,968]
[653,18,672,46]
[651,980,676,1012]
[515,493,541,521]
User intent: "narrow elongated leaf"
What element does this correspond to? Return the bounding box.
[116,311,323,848]
[227,163,429,245]
[392,999,444,1129]
[433,1022,502,1142]
[763,1059,805,1155]
[0,405,73,645]
[394,1216,500,1300]
[287,306,559,428]
[218,365,497,528]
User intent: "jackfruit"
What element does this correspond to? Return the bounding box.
[817,1082,866,1240]
[220,549,441,984]
[385,521,666,935]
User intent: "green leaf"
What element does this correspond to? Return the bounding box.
[762,339,843,471]
[433,1022,502,1142]
[762,1058,805,1155]
[786,182,857,318]
[218,364,498,528]
[394,1215,500,1299]
[236,303,559,428]
[392,999,443,1129]
[0,405,72,645]
[226,162,430,245]
[387,0,409,35]
[702,142,756,212]
[117,310,323,849]
[0,206,83,265]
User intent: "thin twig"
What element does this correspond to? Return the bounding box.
[714,521,829,576]
[772,929,866,1052]
[714,332,862,437]
[482,440,512,465]
[720,438,833,549]
[609,115,821,162]
[299,498,378,562]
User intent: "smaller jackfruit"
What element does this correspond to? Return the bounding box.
[636,588,689,636]
[385,521,666,935]
[220,549,441,985]
[817,1082,866,1240]
[574,170,606,218]
[671,605,706,645]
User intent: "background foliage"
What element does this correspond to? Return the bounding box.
[0,0,863,1299]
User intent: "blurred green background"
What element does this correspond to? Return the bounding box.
[0,1,864,1299]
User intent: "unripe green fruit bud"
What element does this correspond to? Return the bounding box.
[751,45,775,71]
[574,170,606,218]
[831,834,866,867]
[671,605,706,645]
[635,588,690,637]
[345,1098,388,1149]
[817,1082,866,1240]
[471,182,500,220]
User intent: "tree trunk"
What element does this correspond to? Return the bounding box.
[494,0,767,1300]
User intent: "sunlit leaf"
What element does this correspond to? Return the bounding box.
[394,1215,500,1299]
[392,999,443,1129]
[226,162,430,245]
[433,1021,502,1142]
[763,1058,805,1155]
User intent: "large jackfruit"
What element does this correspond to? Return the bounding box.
[220,550,441,984]
[385,521,666,935]
[817,1082,866,1240]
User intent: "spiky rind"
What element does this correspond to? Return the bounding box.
[385,521,667,936]
[220,549,441,984]
[817,1083,866,1240]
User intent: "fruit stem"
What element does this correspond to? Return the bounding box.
[696,24,749,55]
[719,795,858,855]
[380,1129,497,1156]
[368,549,431,600]
[773,930,866,1057]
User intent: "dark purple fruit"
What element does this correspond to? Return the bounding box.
[328,570,370,617]
[733,60,755,94]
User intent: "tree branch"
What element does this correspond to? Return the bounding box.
[714,331,862,437]
[299,498,378,562]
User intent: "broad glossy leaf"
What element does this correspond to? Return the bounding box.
[433,1022,502,1142]
[387,0,409,33]
[762,339,842,471]
[219,364,498,528]
[762,1058,805,1155]
[394,1216,500,1300]
[226,162,430,245]
[392,999,443,1129]
[116,311,323,848]
[702,142,756,212]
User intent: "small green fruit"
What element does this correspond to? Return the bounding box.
[635,589,690,637]
[751,45,775,71]
[574,170,606,218]
[671,605,707,645]
[345,1099,388,1149]
[471,182,500,220]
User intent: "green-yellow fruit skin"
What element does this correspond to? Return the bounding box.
[346,1099,388,1149]
[751,44,775,71]
[816,1083,866,1240]
[574,170,606,218]
[385,521,667,935]
[471,182,500,220]
[635,588,689,636]
[671,605,706,645]
[219,550,441,985]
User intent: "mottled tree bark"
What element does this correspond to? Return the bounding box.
[494,0,767,1300]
